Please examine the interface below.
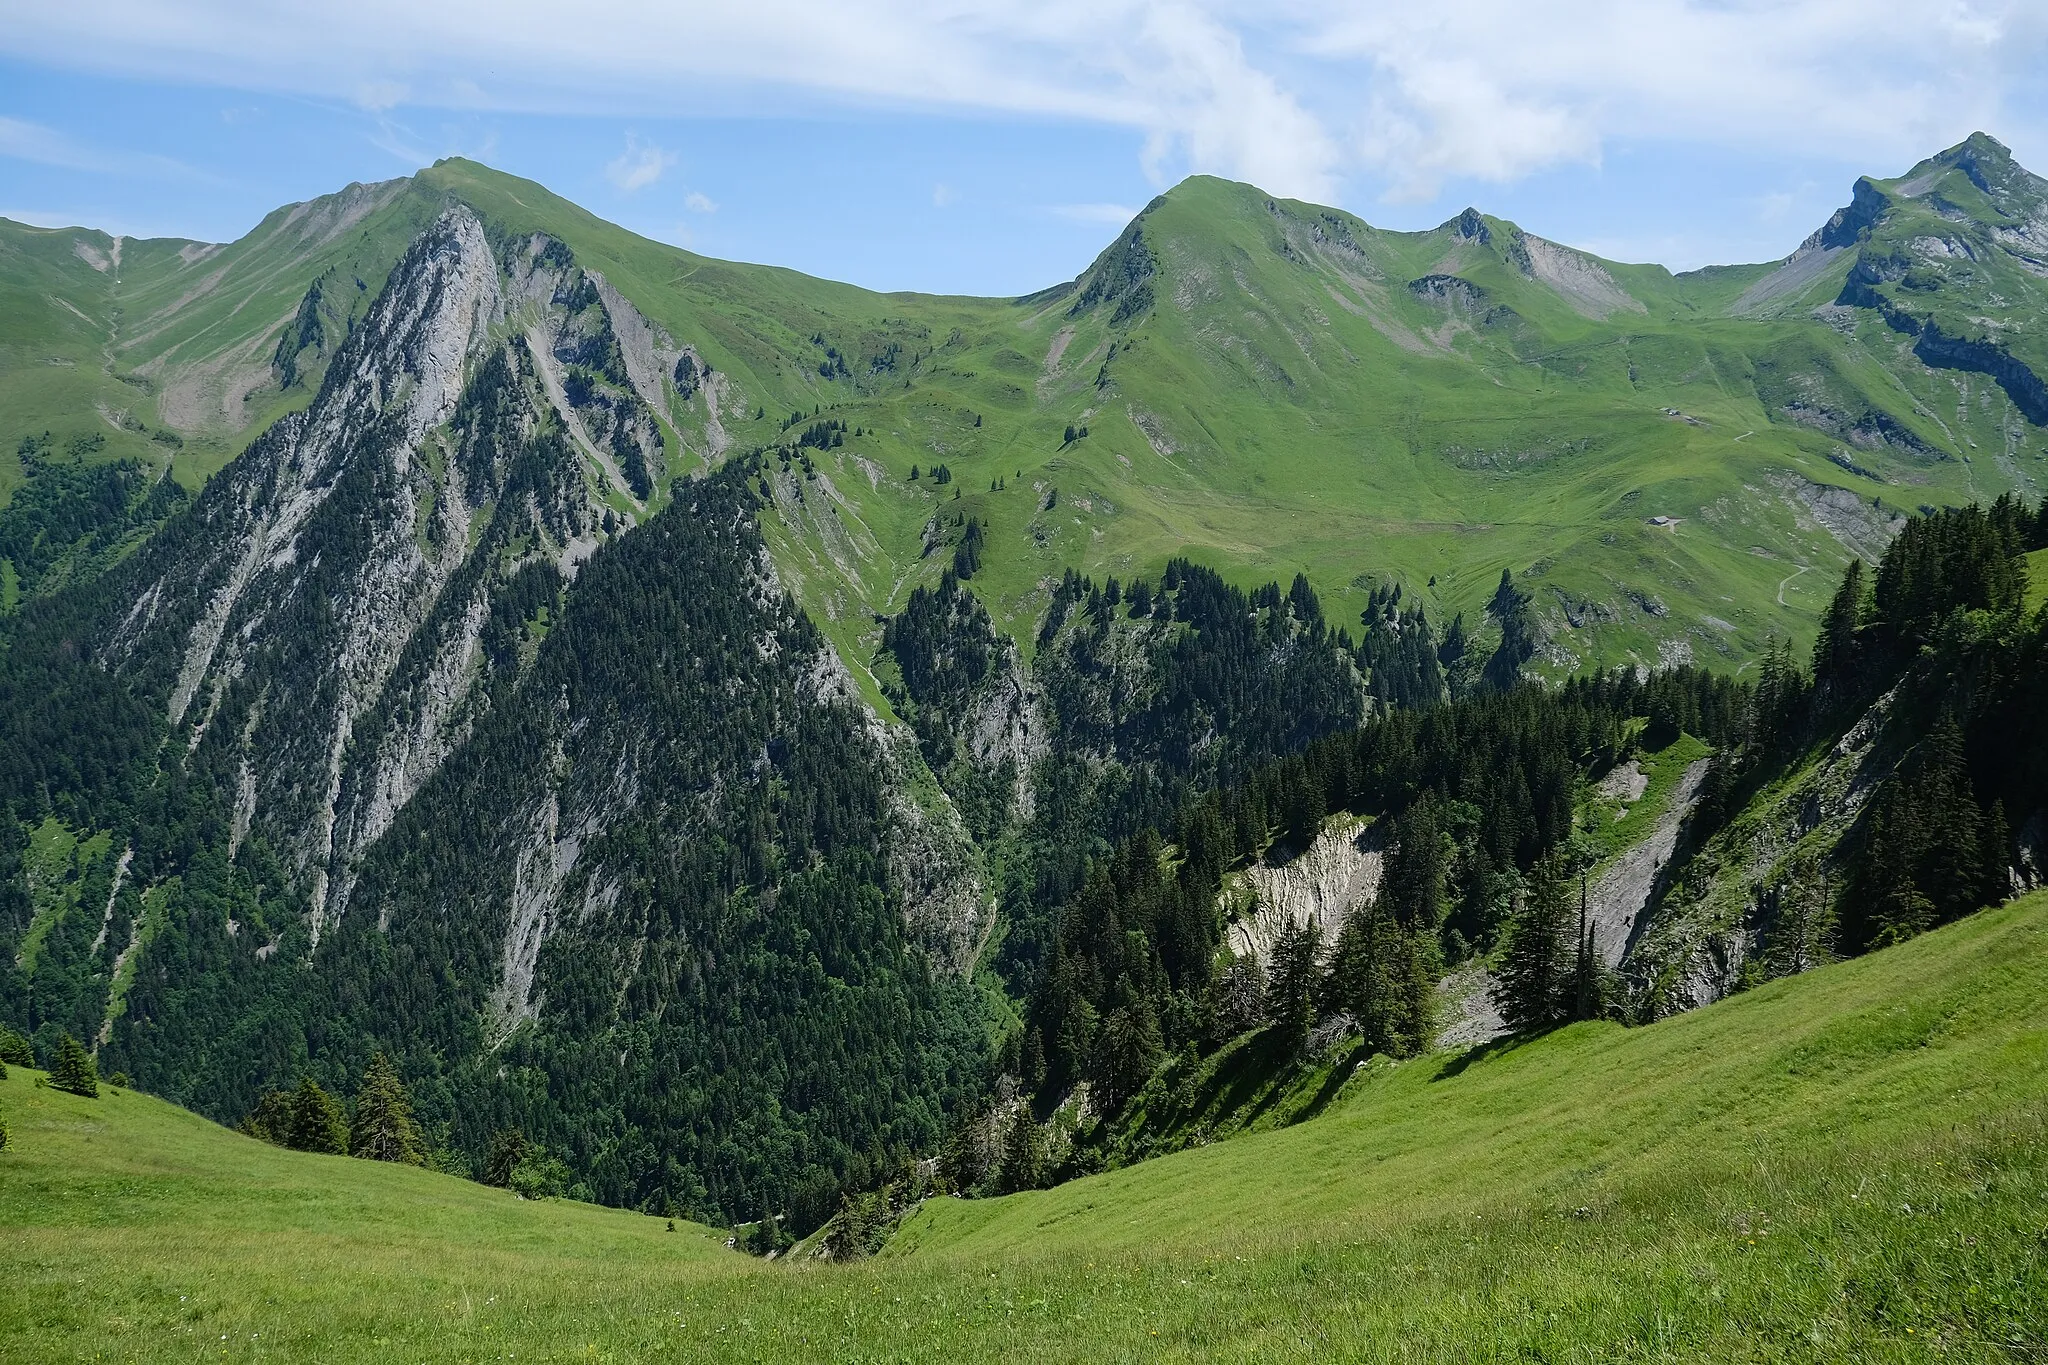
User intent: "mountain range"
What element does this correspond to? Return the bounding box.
[1,132,2044,1230]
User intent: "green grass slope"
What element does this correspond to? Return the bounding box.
[5,892,2044,1361]
[0,181,443,497]
[0,1071,743,1360]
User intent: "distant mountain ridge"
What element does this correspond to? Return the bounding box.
[3,134,2043,683]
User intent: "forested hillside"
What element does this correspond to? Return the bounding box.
[920,494,2048,1199]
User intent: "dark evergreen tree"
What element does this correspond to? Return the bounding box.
[0,1028,31,1068]
[1759,853,1836,980]
[285,1077,348,1155]
[349,1052,424,1165]
[952,516,984,579]
[240,1088,296,1146]
[1482,569,1536,691]
[1492,853,1572,1032]
[48,1033,98,1098]
[1209,954,1267,1039]
[1567,868,1605,1023]
[1812,558,1865,699]
[1094,987,1164,1111]
[997,1106,1043,1193]
[484,1129,529,1188]
[1265,916,1321,1057]
[1439,613,1475,699]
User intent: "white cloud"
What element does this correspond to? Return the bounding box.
[3,1,2043,208]
[683,191,717,213]
[0,114,207,179]
[0,116,114,171]
[1301,0,2044,197]
[354,79,409,113]
[606,132,674,191]
[932,182,956,207]
[1051,202,1141,225]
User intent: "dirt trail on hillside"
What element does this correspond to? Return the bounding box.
[1588,759,1710,965]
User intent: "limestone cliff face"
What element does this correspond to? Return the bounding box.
[105,211,614,943]
[1225,816,1384,964]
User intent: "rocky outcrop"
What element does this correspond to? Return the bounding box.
[1624,691,1903,1013]
[1585,758,1708,965]
[1226,816,1384,963]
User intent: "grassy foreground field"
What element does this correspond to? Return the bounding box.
[4,893,2046,1362]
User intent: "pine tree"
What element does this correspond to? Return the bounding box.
[1482,569,1535,691]
[349,1052,424,1164]
[1813,559,1864,698]
[1762,853,1836,979]
[285,1076,348,1155]
[484,1128,529,1187]
[240,1087,296,1146]
[48,1033,98,1098]
[1328,897,1434,1056]
[1266,917,1322,1057]
[1439,613,1473,698]
[1917,714,1984,924]
[1210,954,1267,1038]
[1981,799,2012,907]
[0,1028,31,1068]
[1093,982,1164,1112]
[1493,852,1572,1032]
[997,1105,1043,1193]
[1568,868,1604,1022]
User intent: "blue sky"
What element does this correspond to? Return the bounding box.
[4,3,2045,297]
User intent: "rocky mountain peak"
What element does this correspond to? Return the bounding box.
[1446,207,1491,244]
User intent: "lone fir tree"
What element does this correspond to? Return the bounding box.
[49,1033,98,1098]
[1493,852,1573,1033]
[349,1052,424,1165]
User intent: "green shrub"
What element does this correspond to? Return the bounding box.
[0,1106,9,1151]
[508,1152,572,1199]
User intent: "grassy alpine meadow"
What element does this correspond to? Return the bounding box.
[4,891,2046,1362]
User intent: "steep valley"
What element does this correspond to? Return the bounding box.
[2,130,2047,1251]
